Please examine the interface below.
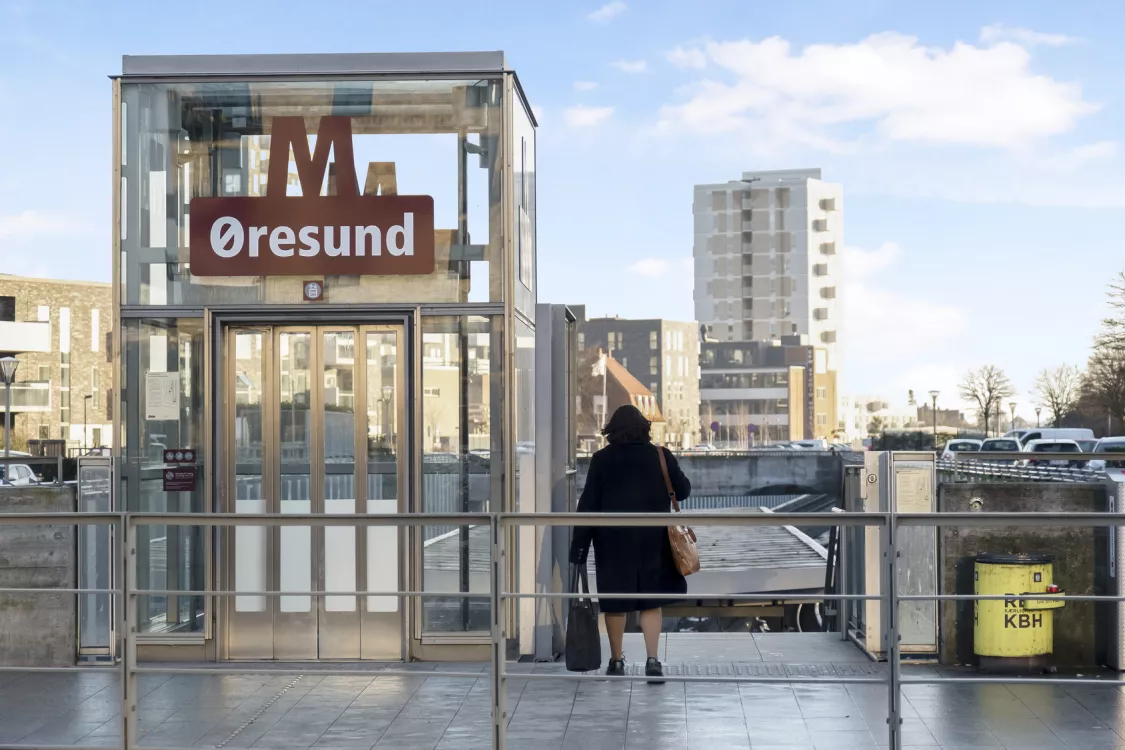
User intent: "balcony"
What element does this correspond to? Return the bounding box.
[820,197,837,211]
[0,381,51,412]
[811,218,829,232]
[0,320,51,355]
[820,241,836,255]
[821,286,837,299]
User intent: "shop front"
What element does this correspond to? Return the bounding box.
[112,52,537,661]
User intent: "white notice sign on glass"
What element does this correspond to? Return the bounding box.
[145,372,180,420]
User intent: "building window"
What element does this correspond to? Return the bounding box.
[620,356,627,368]
[92,427,102,446]
[711,191,727,211]
[37,364,50,382]
[37,305,49,322]
[92,369,100,409]
[817,414,827,426]
[578,332,585,349]
[38,425,49,440]
[91,309,101,352]
[0,296,14,322]
[423,387,441,397]
[816,387,827,399]
[650,357,658,375]
[649,331,657,349]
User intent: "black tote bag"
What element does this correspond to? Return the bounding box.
[565,564,602,672]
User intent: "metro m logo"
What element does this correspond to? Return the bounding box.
[266,117,358,198]
[188,115,435,277]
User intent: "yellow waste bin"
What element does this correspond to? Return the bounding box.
[974,553,1065,670]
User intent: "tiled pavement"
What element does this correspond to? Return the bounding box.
[4,634,1125,748]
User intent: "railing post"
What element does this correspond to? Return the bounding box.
[490,513,507,749]
[884,507,902,750]
[121,514,138,747]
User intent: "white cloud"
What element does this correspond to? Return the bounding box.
[627,257,691,278]
[842,241,900,279]
[666,46,707,69]
[657,32,1098,148]
[564,105,614,128]
[1039,140,1118,172]
[842,242,966,360]
[0,210,83,237]
[587,1,626,23]
[611,59,648,74]
[573,81,599,92]
[980,24,1080,48]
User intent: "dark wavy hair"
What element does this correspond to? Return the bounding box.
[601,404,652,445]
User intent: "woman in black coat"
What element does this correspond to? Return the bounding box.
[569,404,691,681]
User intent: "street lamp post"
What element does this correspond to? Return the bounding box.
[1,357,19,476]
[83,394,92,453]
[929,390,940,450]
[1009,402,1017,434]
[1035,407,1041,428]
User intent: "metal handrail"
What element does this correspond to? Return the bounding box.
[9,507,1125,749]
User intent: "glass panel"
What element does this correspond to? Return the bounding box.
[233,331,266,612]
[513,94,536,317]
[77,462,112,650]
[366,330,399,613]
[278,331,312,613]
[122,318,205,633]
[323,330,357,613]
[118,79,504,306]
[420,315,502,631]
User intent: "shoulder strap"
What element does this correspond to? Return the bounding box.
[655,445,681,513]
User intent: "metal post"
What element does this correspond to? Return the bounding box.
[884,500,902,749]
[121,515,138,747]
[3,378,10,461]
[490,514,507,749]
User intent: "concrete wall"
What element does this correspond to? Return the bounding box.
[0,485,77,667]
[938,483,1104,667]
[576,451,848,497]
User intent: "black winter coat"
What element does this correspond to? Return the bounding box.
[569,441,692,613]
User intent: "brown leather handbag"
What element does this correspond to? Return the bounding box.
[656,446,700,576]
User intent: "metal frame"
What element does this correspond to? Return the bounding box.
[12,506,1125,749]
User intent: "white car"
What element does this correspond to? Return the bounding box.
[3,463,39,486]
[1088,437,1125,471]
[941,439,982,461]
[1023,439,1084,468]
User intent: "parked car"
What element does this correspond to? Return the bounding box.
[980,437,1022,463]
[3,463,39,485]
[941,439,982,461]
[1004,429,1033,442]
[1023,438,1084,467]
[1015,428,1095,444]
[1088,437,1125,471]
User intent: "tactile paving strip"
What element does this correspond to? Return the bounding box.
[608,662,883,677]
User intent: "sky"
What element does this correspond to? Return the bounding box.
[0,0,1122,420]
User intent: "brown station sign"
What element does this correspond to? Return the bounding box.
[188,116,435,277]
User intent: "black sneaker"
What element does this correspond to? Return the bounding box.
[645,657,664,684]
[605,658,625,677]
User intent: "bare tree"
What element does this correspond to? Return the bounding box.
[1033,365,1082,427]
[959,366,1016,437]
[1100,272,1125,350]
[1084,344,1125,434]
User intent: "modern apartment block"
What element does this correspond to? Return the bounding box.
[575,311,701,449]
[0,275,113,451]
[699,335,837,445]
[693,168,843,368]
